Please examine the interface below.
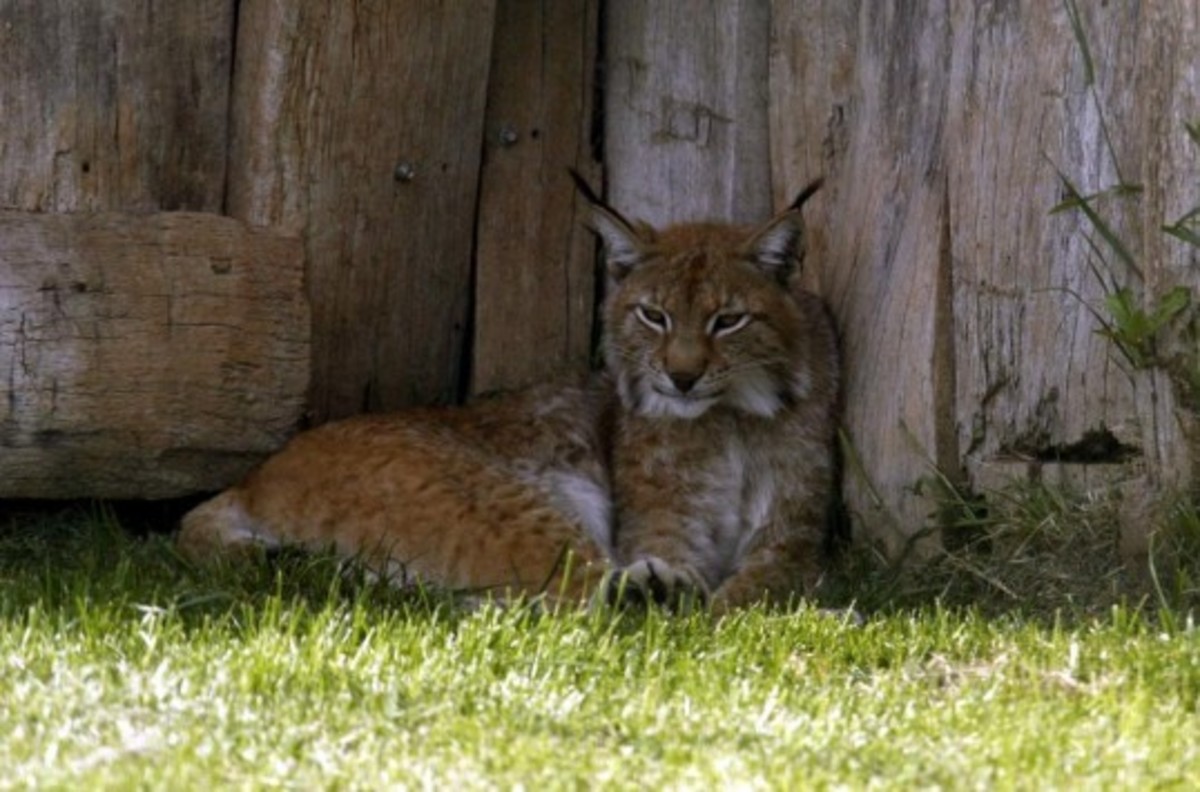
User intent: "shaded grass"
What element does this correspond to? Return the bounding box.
[827,478,1200,624]
[1,502,1199,788]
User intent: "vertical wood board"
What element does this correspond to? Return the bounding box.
[0,1,233,212]
[770,0,1200,552]
[471,0,601,395]
[948,2,1135,474]
[227,0,497,421]
[605,0,772,227]
[945,1,1200,556]
[770,0,953,554]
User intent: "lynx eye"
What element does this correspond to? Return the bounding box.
[709,312,750,336]
[635,305,670,331]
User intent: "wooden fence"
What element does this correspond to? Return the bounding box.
[3,1,1198,555]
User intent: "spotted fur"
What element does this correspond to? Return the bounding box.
[177,177,838,612]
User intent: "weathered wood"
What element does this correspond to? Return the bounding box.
[227,0,497,422]
[0,211,309,499]
[0,1,233,212]
[470,0,601,395]
[769,1,1200,554]
[946,1,1200,558]
[765,0,858,300]
[769,0,952,555]
[605,0,772,227]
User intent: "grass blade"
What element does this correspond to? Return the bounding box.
[1163,204,1200,249]
[1185,120,1200,149]
[1051,164,1142,279]
[1163,223,1200,249]
[1049,183,1143,215]
[1063,0,1094,86]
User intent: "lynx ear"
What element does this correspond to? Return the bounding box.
[570,169,650,280]
[742,177,824,284]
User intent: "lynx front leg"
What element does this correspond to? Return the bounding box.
[604,555,709,611]
[609,417,737,611]
[709,535,824,615]
[607,507,714,611]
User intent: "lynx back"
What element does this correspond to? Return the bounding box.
[177,380,616,603]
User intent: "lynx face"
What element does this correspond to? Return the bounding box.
[582,181,824,422]
[603,230,810,420]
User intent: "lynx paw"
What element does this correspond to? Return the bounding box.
[604,557,709,612]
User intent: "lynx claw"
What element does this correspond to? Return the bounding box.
[604,557,708,613]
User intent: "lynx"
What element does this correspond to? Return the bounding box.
[176,175,838,612]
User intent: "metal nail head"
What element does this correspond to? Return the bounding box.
[499,125,519,147]
[394,162,416,182]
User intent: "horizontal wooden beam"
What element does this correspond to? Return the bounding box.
[0,211,309,498]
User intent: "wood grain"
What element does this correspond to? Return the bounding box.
[0,0,233,212]
[769,1,1200,553]
[769,0,951,555]
[227,0,497,421]
[470,0,600,395]
[946,1,1200,557]
[0,211,308,499]
[604,0,772,227]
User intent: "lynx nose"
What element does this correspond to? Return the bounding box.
[669,371,701,394]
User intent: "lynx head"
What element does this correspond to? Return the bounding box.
[573,174,825,420]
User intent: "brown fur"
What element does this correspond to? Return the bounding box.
[177,380,616,602]
[177,179,838,611]
[591,190,839,612]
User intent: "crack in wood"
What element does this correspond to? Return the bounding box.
[1003,425,1140,464]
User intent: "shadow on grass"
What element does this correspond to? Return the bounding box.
[0,500,472,633]
[1,489,1196,630]
[818,481,1200,627]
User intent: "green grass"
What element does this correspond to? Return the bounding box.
[1,505,1198,789]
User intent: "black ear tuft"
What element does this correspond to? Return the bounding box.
[569,169,649,279]
[788,177,825,212]
[743,177,824,284]
[569,168,604,207]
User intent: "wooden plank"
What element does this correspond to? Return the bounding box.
[470,0,600,395]
[770,1,1200,554]
[0,0,233,212]
[227,0,497,422]
[604,0,772,227]
[946,2,1140,481]
[770,0,953,556]
[945,1,1200,557]
[766,0,859,298]
[0,211,309,499]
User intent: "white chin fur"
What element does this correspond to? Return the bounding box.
[725,369,785,418]
[638,388,717,419]
[620,370,786,420]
